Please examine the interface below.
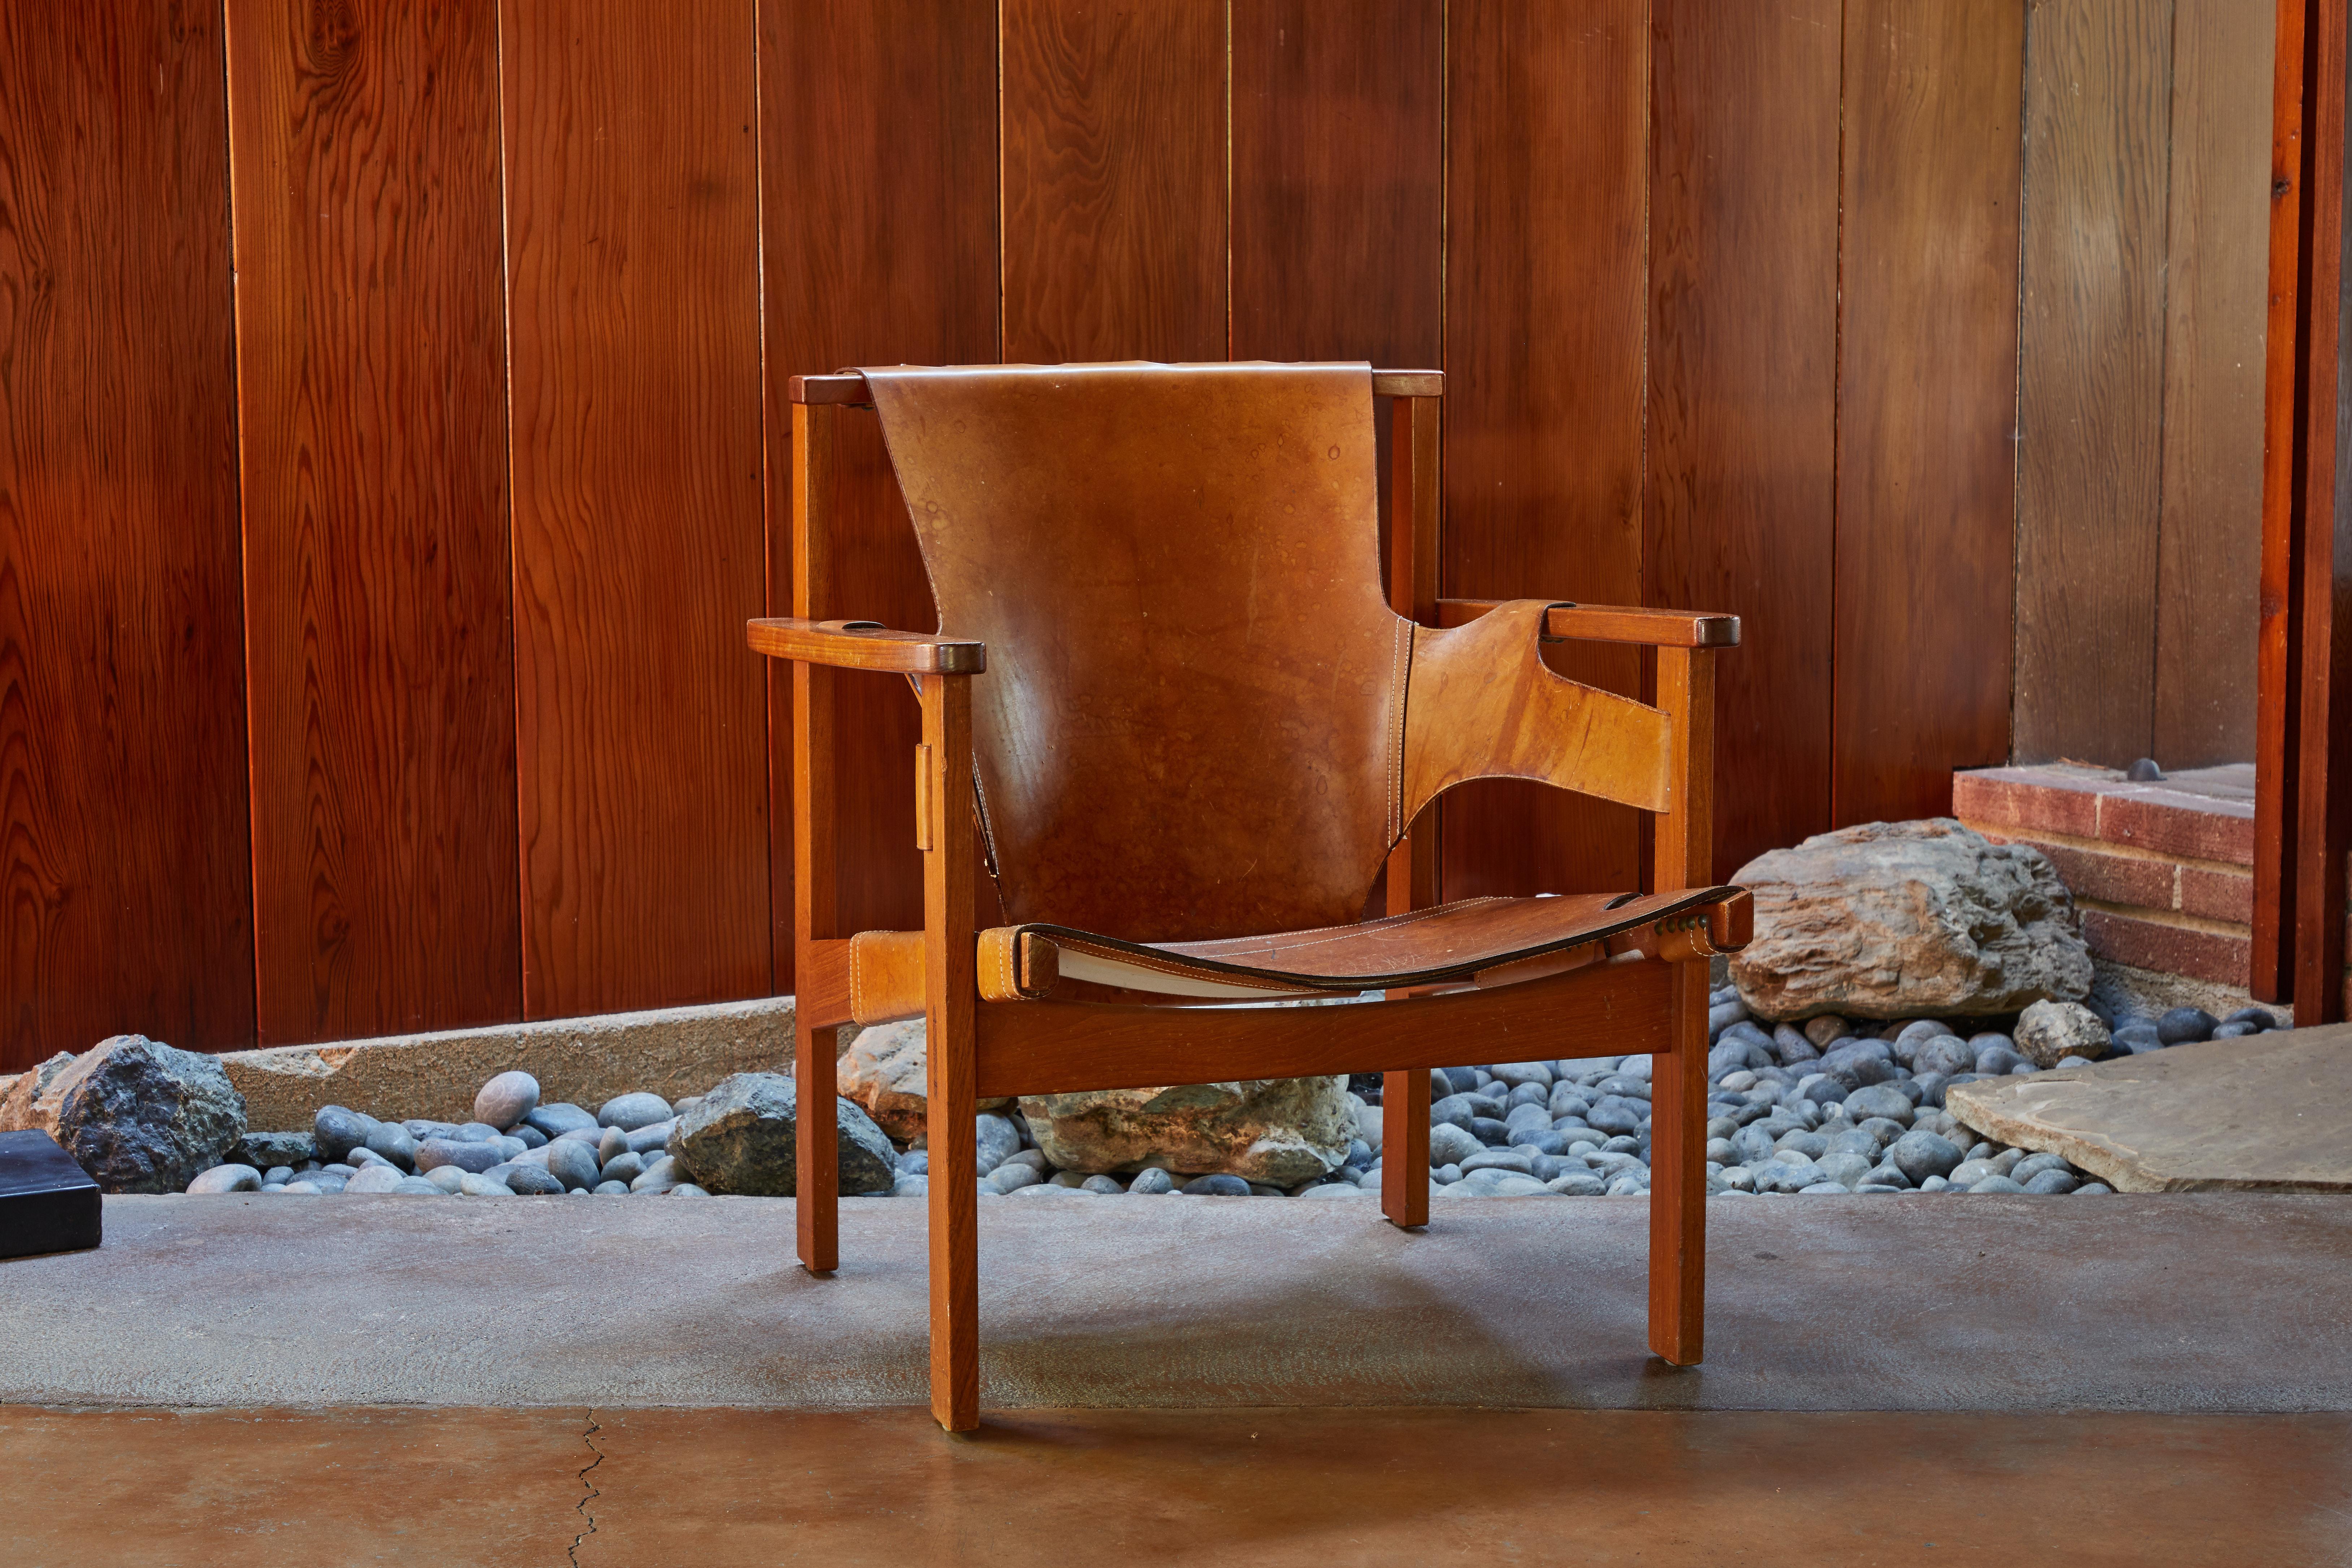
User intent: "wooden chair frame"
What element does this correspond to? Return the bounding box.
[763,368,1728,1432]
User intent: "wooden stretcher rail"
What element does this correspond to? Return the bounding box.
[748,616,985,675]
[973,952,1672,1099]
[788,368,1444,405]
[1437,598,1741,649]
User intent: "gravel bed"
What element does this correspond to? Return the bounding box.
[176,998,2284,1202]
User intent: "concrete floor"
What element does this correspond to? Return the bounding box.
[8,1193,2349,1563]
[7,1404,2346,1567]
[3,1192,2348,1412]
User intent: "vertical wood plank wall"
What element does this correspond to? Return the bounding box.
[2013,0,2278,767]
[226,0,522,1044]
[0,2,2275,1064]
[501,0,770,1020]
[1443,0,1651,905]
[1835,0,2027,828]
[0,2,255,1067]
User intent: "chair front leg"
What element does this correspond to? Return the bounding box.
[921,671,982,1433]
[1646,958,1708,1363]
[1646,644,1716,1366]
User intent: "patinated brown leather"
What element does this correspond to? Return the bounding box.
[837,888,1749,1022]
[858,360,1733,960]
[978,887,1750,1003]
[863,362,1403,941]
[848,930,926,1026]
[1401,599,1673,822]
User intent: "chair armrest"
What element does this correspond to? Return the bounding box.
[1436,598,1739,648]
[746,617,985,675]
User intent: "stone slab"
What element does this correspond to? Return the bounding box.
[1948,1025,2352,1192]
[214,997,796,1129]
[2,1192,2347,1413]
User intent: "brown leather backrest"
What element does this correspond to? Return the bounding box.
[863,362,1401,942]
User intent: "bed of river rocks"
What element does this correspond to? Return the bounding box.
[166,989,2286,1203]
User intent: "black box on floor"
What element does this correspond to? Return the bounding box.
[0,1130,101,1259]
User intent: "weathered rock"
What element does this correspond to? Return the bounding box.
[525,1102,599,1138]
[342,1164,406,1195]
[1728,819,2093,1020]
[413,1138,504,1176]
[1015,1075,1356,1186]
[233,1130,316,1170]
[669,1072,896,1197]
[0,1052,78,1128]
[0,1036,246,1194]
[2014,1000,2110,1069]
[186,1163,261,1195]
[597,1093,672,1131]
[543,1137,602,1191]
[473,1071,540,1131]
[832,1020,1014,1143]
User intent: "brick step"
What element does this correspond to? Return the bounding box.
[1954,763,2256,989]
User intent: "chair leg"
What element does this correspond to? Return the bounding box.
[1380,1069,1430,1226]
[796,1020,839,1274]
[1647,959,1708,1364]
[926,1054,979,1431]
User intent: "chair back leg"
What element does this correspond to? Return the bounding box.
[1646,958,1709,1363]
[796,1020,841,1273]
[1380,1068,1431,1226]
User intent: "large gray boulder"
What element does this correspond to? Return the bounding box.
[670,1072,895,1196]
[1018,1076,1357,1186]
[0,1035,246,1193]
[1728,819,2093,1021]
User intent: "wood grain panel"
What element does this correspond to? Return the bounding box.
[1646,0,1842,881]
[1443,0,1650,900]
[228,0,520,1044]
[502,0,770,1017]
[2155,0,2277,767]
[1001,0,1225,363]
[1835,0,2026,826]
[1228,0,1442,368]
[2014,0,2175,767]
[0,2,253,1066]
[759,0,998,966]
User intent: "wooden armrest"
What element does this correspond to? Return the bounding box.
[788,368,1444,406]
[746,617,985,675]
[1435,598,1740,649]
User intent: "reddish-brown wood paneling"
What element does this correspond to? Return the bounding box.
[1443,0,1651,900]
[227,0,521,1044]
[758,0,999,964]
[1834,0,2026,827]
[2253,0,2315,1003]
[502,0,770,1018]
[0,2,253,1067]
[1646,0,1842,882]
[2156,0,2276,767]
[2013,0,2174,768]
[1001,0,1226,363]
[1228,0,1443,369]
